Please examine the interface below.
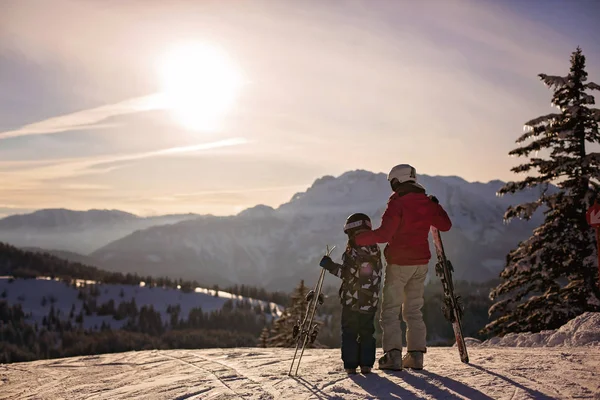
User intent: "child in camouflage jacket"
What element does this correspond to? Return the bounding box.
[319,213,383,375]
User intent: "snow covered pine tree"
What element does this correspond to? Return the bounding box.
[484,47,600,336]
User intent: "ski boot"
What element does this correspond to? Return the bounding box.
[378,349,402,371]
[402,351,424,370]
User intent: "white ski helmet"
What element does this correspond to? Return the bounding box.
[388,164,417,184]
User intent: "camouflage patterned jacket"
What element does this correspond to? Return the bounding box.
[321,244,383,314]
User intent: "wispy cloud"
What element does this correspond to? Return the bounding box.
[0,136,251,217]
[59,183,112,191]
[0,137,248,182]
[0,94,164,140]
[145,184,311,202]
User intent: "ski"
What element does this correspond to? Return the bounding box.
[431,227,469,363]
[288,245,335,376]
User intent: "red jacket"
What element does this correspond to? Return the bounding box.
[355,192,452,265]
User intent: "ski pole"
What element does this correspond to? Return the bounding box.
[288,247,329,376]
[294,268,325,376]
[288,245,335,376]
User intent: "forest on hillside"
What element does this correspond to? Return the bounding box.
[0,242,289,305]
[0,286,271,363]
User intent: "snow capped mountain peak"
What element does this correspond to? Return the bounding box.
[85,169,548,289]
[237,205,276,219]
[279,170,390,216]
[0,208,139,230]
[277,170,521,230]
[487,179,505,187]
[436,175,470,187]
[338,169,386,182]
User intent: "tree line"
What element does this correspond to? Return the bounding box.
[0,241,287,305]
[0,292,270,364]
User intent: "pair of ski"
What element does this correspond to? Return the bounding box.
[431,227,469,364]
[289,229,468,376]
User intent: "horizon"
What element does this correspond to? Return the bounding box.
[1,0,599,217]
[0,168,526,219]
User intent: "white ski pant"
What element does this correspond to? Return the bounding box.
[380,263,428,352]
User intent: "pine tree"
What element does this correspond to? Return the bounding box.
[485,47,600,336]
[266,280,309,347]
[257,327,270,348]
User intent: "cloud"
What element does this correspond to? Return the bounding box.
[0,136,251,217]
[145,184,311,203]
[101,183,312,217]
[0,137,248,182]
[0,94,164,140]
[58,184,112,191]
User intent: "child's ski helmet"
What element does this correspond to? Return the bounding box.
[343,213,372,235]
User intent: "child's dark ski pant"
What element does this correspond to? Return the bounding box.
[341,307,376,369]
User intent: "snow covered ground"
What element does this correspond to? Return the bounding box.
[1,346,598,399]
[474,312,600,348]
[2,314,600,398]
[2,291,599,399]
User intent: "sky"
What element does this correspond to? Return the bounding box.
[1,0,599,217]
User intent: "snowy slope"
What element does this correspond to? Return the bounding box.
[2,313,598,399]
[1,347,598,399]
[0,209,199,254]
[0,277,283,331]
[473,312,600,347]
[92,170,545,290]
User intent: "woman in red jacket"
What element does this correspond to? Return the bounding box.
[354,164,452,371]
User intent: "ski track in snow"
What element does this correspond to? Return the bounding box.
[1,347,598,399]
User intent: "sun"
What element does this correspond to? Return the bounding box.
[158,43,243,131]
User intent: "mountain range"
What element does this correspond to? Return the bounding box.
[0,170,547,290]
[0,209,199,254]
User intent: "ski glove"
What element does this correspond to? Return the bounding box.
[320,255,334,269]
[428,195,439,204]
